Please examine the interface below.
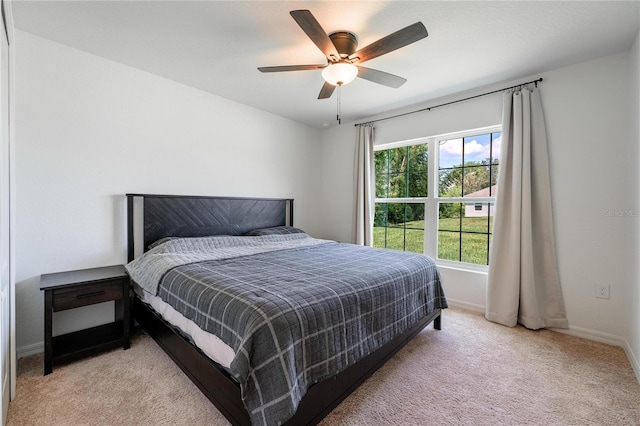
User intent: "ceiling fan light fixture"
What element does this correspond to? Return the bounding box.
[322,63,358,86]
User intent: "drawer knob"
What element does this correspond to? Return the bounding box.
[77,290,106,299]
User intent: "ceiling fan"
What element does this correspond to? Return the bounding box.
[258,10,429,100]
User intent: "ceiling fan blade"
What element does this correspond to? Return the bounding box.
[318,81,336,99]
[258,65,326,73]
[357,66,407,88]
[290,10,340,62]
[349,22,428,63]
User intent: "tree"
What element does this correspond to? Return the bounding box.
[438,158,499,218]
[376,144,428,225]
[376,144,498,222]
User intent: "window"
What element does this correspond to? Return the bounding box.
[373,127,501,267]
[374,144,428,254]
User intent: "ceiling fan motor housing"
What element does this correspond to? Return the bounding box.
[329,31,358,58]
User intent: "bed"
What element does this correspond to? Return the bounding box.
[125,193,447,426]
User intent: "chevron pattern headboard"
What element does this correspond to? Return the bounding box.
[126,194,293,261]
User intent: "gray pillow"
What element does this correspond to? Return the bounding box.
[148,237,178,249]
[244,226,305,236]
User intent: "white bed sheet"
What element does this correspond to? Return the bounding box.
[139,289,235,369]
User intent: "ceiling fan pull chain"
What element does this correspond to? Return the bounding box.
[337,84,342,125]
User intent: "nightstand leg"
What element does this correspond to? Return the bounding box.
[44,290,53,375]
[117,279,131,350]
[123,296,130,350]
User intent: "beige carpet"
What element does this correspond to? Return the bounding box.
[8,308,640,425]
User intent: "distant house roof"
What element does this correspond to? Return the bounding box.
[465,185,498,197]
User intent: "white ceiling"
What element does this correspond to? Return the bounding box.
[11,1,640,129]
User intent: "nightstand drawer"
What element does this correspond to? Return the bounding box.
[52,279,124,311]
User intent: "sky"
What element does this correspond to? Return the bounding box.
[439,132,501,169]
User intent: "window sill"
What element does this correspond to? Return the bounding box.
[435,260,489,275]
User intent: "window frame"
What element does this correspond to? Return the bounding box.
[373,124,501,271]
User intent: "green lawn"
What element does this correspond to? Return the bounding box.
[373,217,493,265]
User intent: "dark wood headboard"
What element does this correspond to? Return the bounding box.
[126,194,294,262]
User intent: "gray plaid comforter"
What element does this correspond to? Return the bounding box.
[126,234,447,426]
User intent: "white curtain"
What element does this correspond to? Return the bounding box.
[485,87,568,330]
[353,124,375,246]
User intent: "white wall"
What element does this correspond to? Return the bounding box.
[318,51,636,346]
[541,53,633,341]
[14,31,322,354]
[628,29,640,380]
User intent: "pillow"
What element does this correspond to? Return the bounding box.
[244,226,305,236]
[148,237,178,249]
[147,235,232,249]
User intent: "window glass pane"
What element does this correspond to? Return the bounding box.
[375,144,428,199]
[373,203,388,249]
[461,233,489,264]
[488,203,495,233]
[438,230,460,261]
[373,202,424,253]
[374,203,388,227]
[375,150,388,173]
[463,134,491,167]
[385,226,406,251]
[463,165,489,196]
[439,201,492,265]
[376,173,388,198]
[375,151,389,198]
[438,202,461,231]
[461,206,489,233]
[439,169,462,197]
[405,228,424,254]
[408,144,428,172]
[439,137,464,199]
[439,138,462,169]
[388,147,407,174]
[407,171,428,197]
[389,202,409,251]
[492,132,502,163]
[383,147,407,198]
[406,203,425,253]
[375,144,429,198]
[490,165,499,195]
[439,132,501,200]
[405,203,425,223]
[388,172,405,198]
[488,132,501,196]
[385,202,404,225]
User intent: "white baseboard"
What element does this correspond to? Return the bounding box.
[622,340,640,385]
[445,298,485,314]
[550,324,626,347]
[445,299,640,384]
[17,342,43,359]
[447,299,626,346]
[551,327,640,384]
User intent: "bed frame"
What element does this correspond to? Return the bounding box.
[126,193,441,425]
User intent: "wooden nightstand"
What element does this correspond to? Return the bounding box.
[40,264,130,375]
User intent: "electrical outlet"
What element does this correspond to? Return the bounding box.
[596,284,610,299]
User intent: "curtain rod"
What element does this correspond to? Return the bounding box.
[354,77,543,127]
